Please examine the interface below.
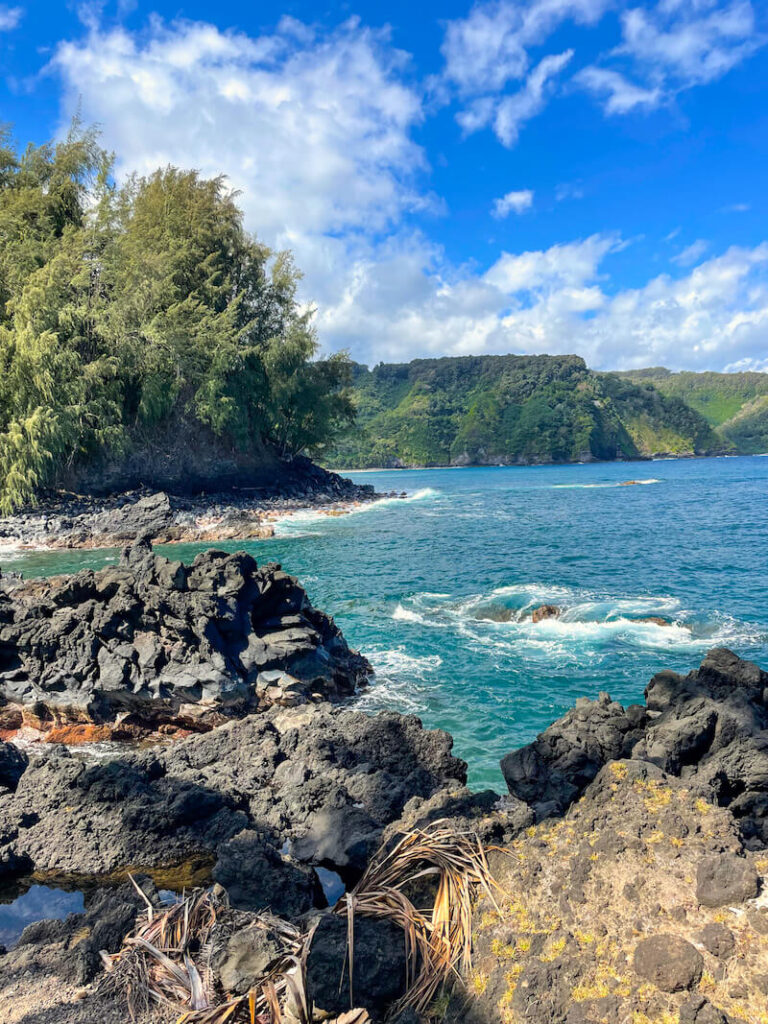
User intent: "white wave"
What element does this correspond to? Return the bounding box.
[369,648,442,677]
[392,604,431,625]
[551,478,661,489]
[273,487,440,537]
[389,580,764,659]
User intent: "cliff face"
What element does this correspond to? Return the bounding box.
[323,354,727,469]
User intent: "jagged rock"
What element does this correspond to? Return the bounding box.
[90,491,173,541]
[212,829,325,916]
[500,691,647,818]
[695,853,759,907]
[0,704,466,882]
[306,913,408,1017]
[500,648,768,843]
[0,539,371,736]
[679,996,729,1024]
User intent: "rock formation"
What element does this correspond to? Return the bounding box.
[0,539,371,739]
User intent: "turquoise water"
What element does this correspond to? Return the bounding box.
[3,456,767,790]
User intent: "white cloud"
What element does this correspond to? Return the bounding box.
[52,17,426,240]
[0,5,22,30]
[317,235,768,373]
[47,13,768,374]
[672,238,709,265]
[581,0,765,115]
[720,202,751,213]
[441,0,609,144]
[618,0,763,87]
[442,0,608,94]
[458,49,574,146]
[574,66,663,113]
[493,189,534,216]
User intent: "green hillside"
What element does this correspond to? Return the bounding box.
[323,355,728,469]
[616,369,768,454]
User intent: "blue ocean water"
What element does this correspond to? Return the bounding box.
[3,456,767,790]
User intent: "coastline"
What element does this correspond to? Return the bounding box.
[0,481,404,556]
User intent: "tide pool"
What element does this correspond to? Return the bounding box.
[4,456,767,790]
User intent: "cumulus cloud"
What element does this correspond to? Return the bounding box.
[0,5,22,30]
[47,13,768,373]
[318,236,768,372]
[51,16,426,240]
[442,0,607,94]
[457,49,574,145]
[441,0,608,144]
[493,189,534,216]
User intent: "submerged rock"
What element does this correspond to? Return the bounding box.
[0,539,371,737]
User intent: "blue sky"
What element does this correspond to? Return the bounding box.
[1,0,767,370]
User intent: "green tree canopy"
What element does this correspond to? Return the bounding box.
[0,123,354,512]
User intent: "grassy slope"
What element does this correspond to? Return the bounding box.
[324,355,726,469]
[616,368,768,453]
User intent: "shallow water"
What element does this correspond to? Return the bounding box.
[4,456,767,790]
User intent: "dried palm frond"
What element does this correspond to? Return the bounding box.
[103,821,495,1023]
[334,819,498,1017]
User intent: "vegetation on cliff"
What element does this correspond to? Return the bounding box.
[617,368,768,454]
[323,355,725,468]
[0,122,353,512]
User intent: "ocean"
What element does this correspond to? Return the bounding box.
[4,455,767,790]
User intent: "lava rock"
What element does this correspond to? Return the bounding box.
[212,830,325,916]
[0,741,27,792]
[0,540,372,734]
[212,920,284,995]
[500,691,646,818]
[632,934,703,992]
[697,922,735,959]
[306,913,408,1017]
[696,854,759,908]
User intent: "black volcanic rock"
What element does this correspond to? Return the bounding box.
[0,538,371,734]
[0,704,466,881]
[501,648,768,845]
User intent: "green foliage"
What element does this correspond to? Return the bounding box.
[616,368,768,454]
[0,123,353,511]
[323,355,727,469]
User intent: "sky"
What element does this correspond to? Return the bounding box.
[0,0,767,371]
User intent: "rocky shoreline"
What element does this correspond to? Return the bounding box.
[1,546,767,1023]
[0,459,395,553]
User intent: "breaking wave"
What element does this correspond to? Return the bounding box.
[388,582,763,661]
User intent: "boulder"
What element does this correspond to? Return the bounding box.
[531,604,561,623]
[632,934,703,992]
[697,922,735,959]
[90,491,173,541]
[306,913,408,1017]
[695,853,759,907]
[212,830,325,916]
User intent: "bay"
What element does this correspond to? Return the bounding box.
[4,455,767,790]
